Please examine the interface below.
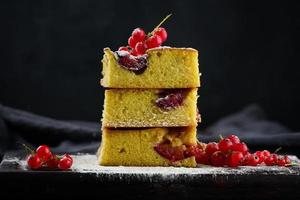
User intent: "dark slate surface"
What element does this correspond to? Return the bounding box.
[1,152,300,199]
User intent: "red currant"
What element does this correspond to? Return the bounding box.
[262,150,271,158]
[227,151,244,167]
[46,155,59,169]
[195,149,209,164]
[205,142,219,156]
[265,154,278,166]
[254,151,265,164]
[272,154,279,163]
[226,135,240,144]
[144,35,162,49]
[132,28,146,42]
[154,27,167,42]
[36,145,52,161]
[135,42,146,55]
[247,154,260,166]
[27,154,42,169]
[230,142,248,154]
[284,155,291,165]
[64,154,73,164]
[130,48,138,56]
[118,46,129,52]
[128,36,138,49]
[277,157,286,167]
[211,151,226,167]
[219,138,233,153]
[58,156,73,170]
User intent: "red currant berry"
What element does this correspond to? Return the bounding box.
[205,142,219,156]
[154,27,167,42]
[211,151,226,167]
[247,154,260,166]
[130,48,138,56]
[284,155,291,165]
[230,142,248,154]
[219,138,233,153]
[226,135,240,144]
[128,36,138,49]
[118,46,129,52]
[27,154,42,169]
[63,154,73,164]
[262,150,271,158]
[131,28,146,42]
[195,149,209,164]
[36,145,52,161]
[242,152,251,165]
[254,151,265,164]
[144,35,162,49]
[58,156,73,170]
[227,151,244,167]
[277,157,286,167]
[135,42,146,55]
[265,154,278,166]
[46,155,59,169]
[272,154,279,163]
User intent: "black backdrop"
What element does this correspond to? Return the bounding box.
[0,0,299,130]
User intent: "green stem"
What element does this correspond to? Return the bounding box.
[274,147,282,154]
[20,143,34,155]
[285,162,300,167]
[149,14,172,36]
[219,134,224,140]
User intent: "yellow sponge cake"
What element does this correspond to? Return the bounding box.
[101,47,200,88]
[102,88,199,128]
[98,127,197,167]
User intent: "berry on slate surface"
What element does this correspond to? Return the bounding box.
[36,145,52,161]
[211,151,226,167]
[219,138,233,153]
[228,151,244,167]
[58,155,73,170]
[226,135,240,144]
[27,154,42,169]
[24,144,73,170]
[205,142,219,156]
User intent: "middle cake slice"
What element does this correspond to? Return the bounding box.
[102,88,198,128]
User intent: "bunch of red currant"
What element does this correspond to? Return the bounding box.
[25,144,73,170]
[118,14,171,56]
[190,135,292,167]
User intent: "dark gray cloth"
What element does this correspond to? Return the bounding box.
[1,104,299,161]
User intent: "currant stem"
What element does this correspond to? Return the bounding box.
[20,143,34,155]
[219,134,224,140]
[274,147,282,154]
[149,14,172,36]
[285,162,300,167]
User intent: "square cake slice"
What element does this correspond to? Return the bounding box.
[101,47,200,88]
[102,88,199,128]
[98,127,197,167]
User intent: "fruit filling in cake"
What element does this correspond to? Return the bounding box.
[98,127,197,167]
[114,50,148,74]
[102,88,198,128]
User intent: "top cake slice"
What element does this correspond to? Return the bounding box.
[101,47,200,88]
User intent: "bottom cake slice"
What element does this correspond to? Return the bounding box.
[98,127,197,167]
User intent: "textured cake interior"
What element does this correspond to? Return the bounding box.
[98,127,197,167]
[101,47,200,88]
[102,88,198,128]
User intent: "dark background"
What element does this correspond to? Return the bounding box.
[0,0,299,130]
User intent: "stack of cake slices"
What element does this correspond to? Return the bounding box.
[98,47,200,167]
